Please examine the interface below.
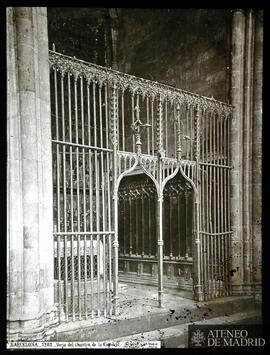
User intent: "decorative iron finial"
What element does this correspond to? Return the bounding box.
[174,104,192,162]
[131,103,151,155]
[175,103,182,162]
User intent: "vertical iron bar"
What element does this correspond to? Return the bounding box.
[132,93,135,151]
[154,160,157,180]
[204,110,210,299]
[220,117,225,296]
[124,155,127,172]
[151,98,154,155]
[105,85,111,312]
[146,96,150,154]
[157,189,164,308]
[142,195,145,257]
[103,232,107,316]
[228,117,232,295]
[105,84,109,149]
[201,166,205,234]
[149,197,152,257]
[99,85,103,149]
[61,72,68,321]
[107,152,112,316]
[217,117,221,297]
[84,234,87,319]
[121,90,125,151]
[169,195,173,258]
[213,113,217,297]
[224,117,228,295]
[224,118,227,233]
[206,113,209,233]
[194,105,203,301]
[54,73,61,256]
[80,76,87,319]
[64,235,68,321]
[135,196,138,256]
[157,94,164,307]
[207,233,210,299]
[90,234,94,318]
[71,233,75,320]
[87,81,94,317]
[54,68,62,320]
[97,170,101,318]
[129,196,132,256]
[185,106,188,159]
[209,111,213,299]
[221,234,225,296]
[97,161,100,318]
[99,84,107,316]
[191,104,194,161]
[224,232,228,296]
[74,75,82,320]
[173,103,177,158]
[57,235,61,321]
[205,234,208,300]
[189,105,192,160]
[67,73,75,320]
[209,234,213,299]
[206,182,210,298]
[123,199,126,255]
[185,191,189,258]
[200,171,205,296]
[178,193,181,258]
[111,84,119,315]
[209,111,213,234]
[93,81,100,316]
[165,100,168,156]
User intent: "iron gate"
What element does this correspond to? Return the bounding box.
[117,172,194,291]
[49,48,233,322]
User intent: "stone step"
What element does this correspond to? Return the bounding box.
[110,310,262,348]
[50,295,260,341]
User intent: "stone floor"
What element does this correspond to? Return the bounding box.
[116,282,194,318]
[51,281,261,345]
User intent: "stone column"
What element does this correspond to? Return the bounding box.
[7,5,24,327]
[108,8,120,70]
[230,9,245,292]
[252,10,263,285]
[242,10,255,287]
[7,7,57,340]
[230,9,262,296]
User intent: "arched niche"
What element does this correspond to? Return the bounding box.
[118,172,158,279]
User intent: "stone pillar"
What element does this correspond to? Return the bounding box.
[7,7,57,340]
[108,8,120,70]
[230,9,262,295]
[242,10,254,287]
[230,9,245,291]
[252,10,263,285]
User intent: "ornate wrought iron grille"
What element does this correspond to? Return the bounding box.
[49,49,233,322]
[118,173,194,291]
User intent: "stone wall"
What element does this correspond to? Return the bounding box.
[117,9,231,102]
[47,8,109,65]
[47,9,231,102]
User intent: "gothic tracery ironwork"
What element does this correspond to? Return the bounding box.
[50,49,233,321]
